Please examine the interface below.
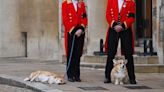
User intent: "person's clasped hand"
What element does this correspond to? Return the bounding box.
[75,29,83,37]
[114,25,123,33]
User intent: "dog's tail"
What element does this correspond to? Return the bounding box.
[24,77,30,81]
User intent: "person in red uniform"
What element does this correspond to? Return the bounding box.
[104,0,137,84]
[62,0,87,82]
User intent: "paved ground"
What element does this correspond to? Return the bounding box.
[0,57,164,92]
[0,84,36,92]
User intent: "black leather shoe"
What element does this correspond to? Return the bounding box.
[75,78,81,82]
[130,80,137,84]
[104,79,111,83]
[68,78,74,82]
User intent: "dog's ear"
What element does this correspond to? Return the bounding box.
[113,59,117,65]
[124,59,128,64]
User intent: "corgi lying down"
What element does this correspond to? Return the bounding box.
[111,59,129,85]
[24,71,65,85]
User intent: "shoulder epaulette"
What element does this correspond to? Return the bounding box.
[62,0,66,3]
[126,0,135,2]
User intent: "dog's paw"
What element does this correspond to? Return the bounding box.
[48,82,53,84]
[24,78,30,81]
[114,83,119,85]
[114,80,119,85]
[120,82,124,85]
[58,82,66,85]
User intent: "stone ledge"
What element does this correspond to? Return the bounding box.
[83,55,159,64]
[80,62,164,73]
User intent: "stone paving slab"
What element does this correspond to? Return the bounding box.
[0,74,46,92]
[0,84,36,92]
[80,62,164,73]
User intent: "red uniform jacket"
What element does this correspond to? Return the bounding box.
[105,0,136,54]
[62,0,88,57]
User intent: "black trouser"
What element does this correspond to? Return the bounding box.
[105,28,136,81]
[67,31,85,79]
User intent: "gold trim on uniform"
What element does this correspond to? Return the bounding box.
[124,22,128,29]
[81,24,85,28]
[69,26,75,34]
[79,0,83,2]
[127,14,129,17]
[62,0,66,3]
[67,0,72,4]
[81,24,85,34]
[126,0,131,1]
[111,20,115,27]
[69,13,72,16]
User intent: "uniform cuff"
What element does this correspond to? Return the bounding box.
[121,23,126,30]
[78,26,85,32]
[73,27,79,35]
[82,13,87,18]
[67,0,72,4]
[69,27,74,33]
[123,22,128,29]
[112,21,118,28]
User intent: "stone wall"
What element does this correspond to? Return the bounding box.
[0,0,59,60]
[0,0,20,57]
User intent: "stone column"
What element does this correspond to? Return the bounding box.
[157,0,164,64]
[86,0,108,55]
[152,0,158,52]
[159,0,164,63]
[59,0,65,62]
